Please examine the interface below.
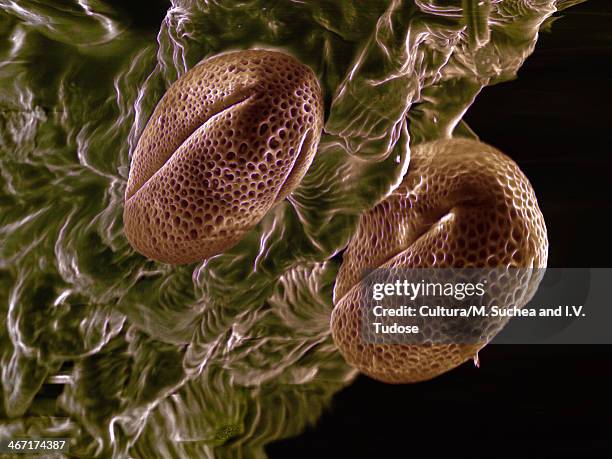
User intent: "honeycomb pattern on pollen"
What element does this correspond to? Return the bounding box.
[331,138,549,383]
[124,50,324,264]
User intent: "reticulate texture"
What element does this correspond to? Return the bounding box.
[124,50,323,264]
[332,138,548,383]
[0,1,569,457]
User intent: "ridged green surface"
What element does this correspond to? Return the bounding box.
[0,1,579,457]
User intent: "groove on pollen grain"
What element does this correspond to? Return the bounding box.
[123,49,324,264]
[331,138,548,384]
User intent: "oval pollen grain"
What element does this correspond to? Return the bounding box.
[331,138,548,384]
[124,50,324,264]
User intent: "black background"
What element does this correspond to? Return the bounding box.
[80,0,612,457]
[269,1,612,458]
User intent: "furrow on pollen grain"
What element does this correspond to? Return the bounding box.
[334,205,454,305]
[331,138,548,384]
[127,87,255,200]
[126,89,255,204]
[274,129,314,203]
[123,49,324,265]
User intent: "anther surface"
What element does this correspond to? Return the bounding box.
[124,50,323,264]
[331,138,548,383]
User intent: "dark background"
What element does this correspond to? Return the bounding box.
[97,0,612,457]
[269,1,612,458]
